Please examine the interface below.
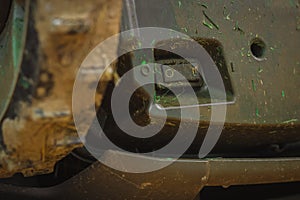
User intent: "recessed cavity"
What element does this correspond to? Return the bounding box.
[250,38,266,60]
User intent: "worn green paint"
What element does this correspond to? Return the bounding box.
[12,18,24,68]
[203,10,219,30]
[281,90,285,98]
[0,1,28,121]
[255,107,260,117]
[200,3,208,9]
[251,80,257,92]
[282,119,298,124]
[20,76,30,89]
[202,20,213,30]
[178,1,182,8]
[181,27,188,32]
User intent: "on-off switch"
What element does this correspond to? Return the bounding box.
[155,59,204,90]
[161,63,202,83]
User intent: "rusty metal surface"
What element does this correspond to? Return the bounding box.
[123,0,300,124]
[169,0,300,125]
[0,151,300,200]
[0,0,299,187]
[108,0,300,157]
[0,0,122,178]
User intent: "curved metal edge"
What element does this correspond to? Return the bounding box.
[0,0,30,121]
[1,150,300,200]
